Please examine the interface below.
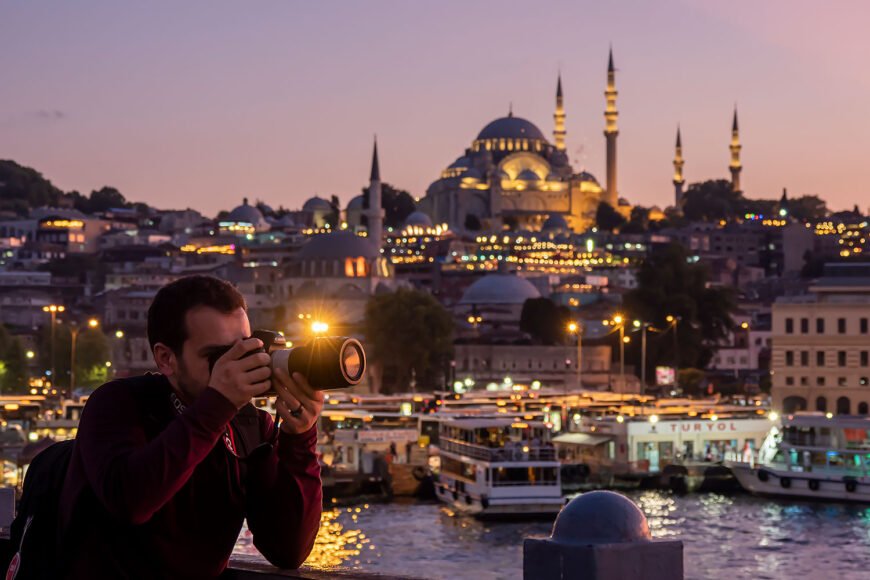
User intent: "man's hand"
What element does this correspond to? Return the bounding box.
[272,366,324,435]
[208,338,272,409]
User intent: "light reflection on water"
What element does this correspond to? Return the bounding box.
[235,493,870,580]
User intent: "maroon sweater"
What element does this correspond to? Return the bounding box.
[59,374,322,578]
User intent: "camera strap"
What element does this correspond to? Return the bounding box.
[169,392,238,457]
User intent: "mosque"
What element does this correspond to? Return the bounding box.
[419,51,622,234]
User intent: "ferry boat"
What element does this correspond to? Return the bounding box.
[727,413,870,502]
[433,417,563,518]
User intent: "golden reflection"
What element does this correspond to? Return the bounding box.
[303,508,371,570]
[635,491,681,538]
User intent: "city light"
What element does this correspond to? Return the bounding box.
[616,415,624,423]
[25,351,34,359]
[311,321,329,334]
[88,318,99,328]
[567,322,578,333]
[115,330,124,338]
[769,411,779,422]
[613,315,623,325]
[649,415,659,424]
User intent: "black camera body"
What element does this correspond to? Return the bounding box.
[207,330,366,392]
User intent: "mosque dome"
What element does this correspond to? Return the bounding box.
[542,214,569,232]
[346,195,365,211]
[448,156,472,169]
[459,273,541,306]
[296,231,379,261]
[575,171,600,185]
[404,211,433,229]
[302,196,332,212]
[461,168,483,180]
[226,198,266,226]
[476,116,547,142]
[517,169,541,181]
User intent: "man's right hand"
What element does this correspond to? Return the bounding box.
[208,338,272,408]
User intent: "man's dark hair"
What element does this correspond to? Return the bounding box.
[147,275,247,354]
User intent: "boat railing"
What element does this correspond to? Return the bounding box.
[440,438,556,461]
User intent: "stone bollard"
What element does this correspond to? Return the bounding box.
[523,491,683,580]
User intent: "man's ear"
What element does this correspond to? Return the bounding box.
[153,343,177,377]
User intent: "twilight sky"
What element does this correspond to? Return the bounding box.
[2,0,870,216]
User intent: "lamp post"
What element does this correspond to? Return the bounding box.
[633,320,648,394]
[69,318,99,394]
[604,314,626,392]
[666,315,680,370]
[42,304,65,384]
[567,321,583,390]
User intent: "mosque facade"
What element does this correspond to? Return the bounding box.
[420,51,621,234]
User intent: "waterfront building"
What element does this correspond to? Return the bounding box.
[771,263,870,414]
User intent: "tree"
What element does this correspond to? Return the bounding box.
[595,202,626,232]
[360,182,416,229]
[364,289,454,393]
[325,194,341,228]
[520,298,572,345]
[0,160,64,215]
[38,324,110,390]
[623,243,736,374]
[681,180,743,222]
[621,206,650,234]
[0,339,28,394]
[788,195,828,221]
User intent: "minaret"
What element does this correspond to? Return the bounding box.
[553,73,566,151]
[673,126,685,208]
[365,137,384,251]
[603,48,619,207]
[729,107,742,193]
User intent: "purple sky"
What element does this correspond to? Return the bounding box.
[2,0,869,216]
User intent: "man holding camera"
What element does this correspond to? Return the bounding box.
[58,275,324,577]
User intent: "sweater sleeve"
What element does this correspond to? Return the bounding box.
[76,381,238,525]
[245,416,323,569]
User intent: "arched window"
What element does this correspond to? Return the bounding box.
[837,396,851,415]
[816,397,827,412]
[782,396,807,413]
[859,402,869,415]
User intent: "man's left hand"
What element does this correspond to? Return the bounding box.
[272,366,324,435]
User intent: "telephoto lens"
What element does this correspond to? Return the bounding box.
[270,336,366,390]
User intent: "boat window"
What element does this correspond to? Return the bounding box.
[492,466,558,486]
[441,457,476,481]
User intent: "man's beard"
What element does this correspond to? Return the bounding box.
[174,356,202,403]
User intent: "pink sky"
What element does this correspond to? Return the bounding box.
[2,0,869,216]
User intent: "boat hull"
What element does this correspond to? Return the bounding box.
[434,480,564,519]
[727,462,870,503]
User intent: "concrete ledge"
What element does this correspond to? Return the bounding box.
[523,538,684,580]
[223,555,419,579]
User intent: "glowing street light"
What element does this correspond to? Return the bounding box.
[42,304,65,381]
[115,330,125,339]
[70,318,100,393]
[25,351,35,359]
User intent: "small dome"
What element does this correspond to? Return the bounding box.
[459,273,541,306]
[476,116,547,142]
[276,214,297,227]
[302,196,332,212]
[448,156,471,169]
[575,171,599,185]
[296,231,379,261]
[542,214,569,232]
[517,169,541,181]
[404,211,433,229]
[346,195,365,211]
[226,198,266,227]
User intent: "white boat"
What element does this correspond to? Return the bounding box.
[727,413,870,502]
[433,417,564,518]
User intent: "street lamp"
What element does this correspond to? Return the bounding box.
[604,314,626,391]
[42,304,65,383]
[567,321,583,390]
[69,318,99,394]
[666,315,680,371]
